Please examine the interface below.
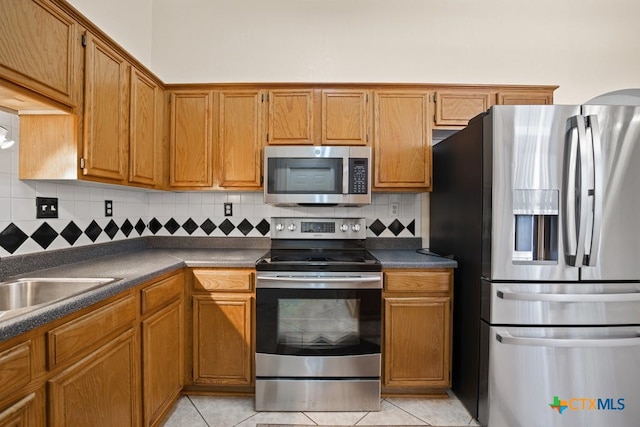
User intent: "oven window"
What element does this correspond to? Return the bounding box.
[256,288,381,356]
[278,298,360,349]
[267,158,343,194]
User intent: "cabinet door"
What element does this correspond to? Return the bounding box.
[48,329,139,427]
[434,91,494,127]
[129,67,160,187]
[218,90,264,188]
[497,91,553,105]
[373,91,432,190]
[0,388,46,427]
[169,90,214,187]
[321,89,369,145]
[142,299,183,426]
[0,341,32,402]
[267,89,314,145]
[193,294,252,386]
[0,0,77,106]
[82,32,129,182]
[384,297,451,388]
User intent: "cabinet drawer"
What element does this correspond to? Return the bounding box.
[384,270,452,292]
[141,273,183,315]
[0,341,31,400]
[47,294,136,369]
[192,269,254,292]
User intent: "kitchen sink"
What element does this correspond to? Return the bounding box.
[0,277,120,319]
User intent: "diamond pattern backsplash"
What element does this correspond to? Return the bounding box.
[0,216,418,256]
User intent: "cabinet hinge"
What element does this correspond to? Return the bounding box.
[432,93,437,102]
[81,34,87,47]
[261,93,264,102]
[266,133,269,142]
[260,175,264,185]
[366,93,369,103]
[80,157,85,169]
[366,134,369,143]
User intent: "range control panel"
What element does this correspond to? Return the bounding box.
[271,217,366,239]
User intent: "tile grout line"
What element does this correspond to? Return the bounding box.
[187,395,212,427]
[382,398,433,426]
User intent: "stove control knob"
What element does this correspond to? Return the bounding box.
[288,223,297,232]
[340,224,349,232]
[275,223,284,232]
[352,224,361,232]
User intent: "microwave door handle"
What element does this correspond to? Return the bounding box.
[496,331,640,348]
[586,115,603,266]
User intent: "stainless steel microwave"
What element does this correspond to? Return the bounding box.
[264,146,372,206]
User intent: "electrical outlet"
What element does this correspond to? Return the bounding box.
[36,197,58,218]
[105,200,113,217]
[390,202,399,217]
[224,203,233,216]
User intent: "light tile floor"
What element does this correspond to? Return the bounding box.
[160,390,480,427]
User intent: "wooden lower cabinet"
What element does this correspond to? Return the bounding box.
[0,387,46,427]
[382,269,453,393]
[48,328,139,426]
[192,293,253,386]
[141,299,183,426]
[189,268,254,389]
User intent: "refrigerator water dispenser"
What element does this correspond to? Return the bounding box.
[513,189,559,263]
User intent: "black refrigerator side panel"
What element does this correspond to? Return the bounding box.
[430,114,485,419]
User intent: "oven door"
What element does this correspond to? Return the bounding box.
[255,272,381,377]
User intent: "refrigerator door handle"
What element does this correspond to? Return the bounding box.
[563,116,588,266]
[497,289,640,303]
[496,331,640,348]
[586,115,603,266]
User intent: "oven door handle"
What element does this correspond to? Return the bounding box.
[256,275,382,289]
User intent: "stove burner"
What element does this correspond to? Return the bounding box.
[256,249,381,272]
[269,251,369,263]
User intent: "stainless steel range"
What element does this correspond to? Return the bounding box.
[255,217,382,412]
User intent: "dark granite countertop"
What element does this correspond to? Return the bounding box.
[370,249,458,269]
[0,240,455,343]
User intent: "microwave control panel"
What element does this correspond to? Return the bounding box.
[348,158,369,194]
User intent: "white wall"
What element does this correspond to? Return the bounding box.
[66,0,640,104]
[67,0,154,69]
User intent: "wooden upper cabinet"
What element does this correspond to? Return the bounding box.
[267,89,314,145]
[169,90,214,187]
[0,0,78,107]
[373,90,432,190]
[497,90,553,105]
[129,67,161,187]
[82,32,129,182]
[218,90,264,188]
[321,89,369,146]
[434,90,494,128]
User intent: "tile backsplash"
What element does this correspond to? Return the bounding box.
[0,111,422,258]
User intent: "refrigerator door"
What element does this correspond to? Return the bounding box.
[579,105,640,281]
[482,324,640,427]
[485,106,581,281]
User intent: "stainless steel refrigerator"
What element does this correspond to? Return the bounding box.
[430,105,640,427]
